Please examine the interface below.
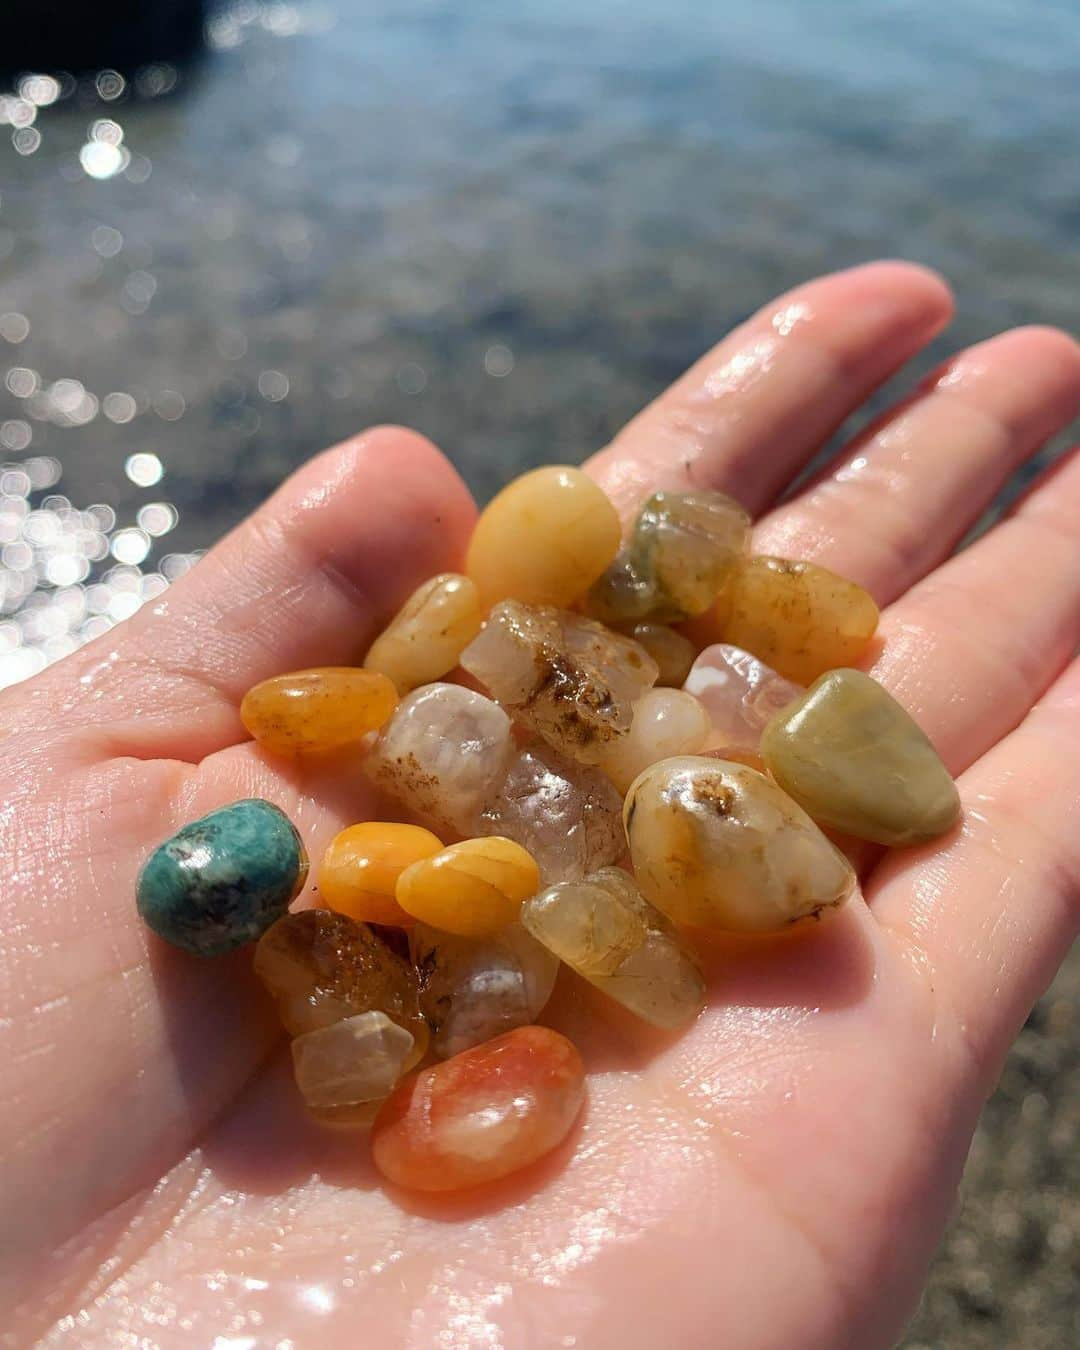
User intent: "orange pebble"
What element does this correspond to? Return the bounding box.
[320,822,444,927]
[371,1026,585,1192]
[241,667,397,756]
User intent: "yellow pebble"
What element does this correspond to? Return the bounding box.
[466,465,621,609]
[320,822,444,926]
[240,667,398,756]
[722,556,879,685]
[395,837,541,938]
[364,574,483,693]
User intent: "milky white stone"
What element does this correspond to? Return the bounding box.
[291,1010,415,1109]
[598,687,711,793]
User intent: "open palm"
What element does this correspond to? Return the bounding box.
[3,263,1078,1349]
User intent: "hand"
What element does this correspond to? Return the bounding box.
[2,262,1077,1349]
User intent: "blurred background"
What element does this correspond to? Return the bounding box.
[0,1,1076,1343]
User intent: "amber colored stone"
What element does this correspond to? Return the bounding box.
[622,622,698,687]
[761,668,961,845]
[371,1026,585,1191]
[597,687,710,794]
[722,556,879,685]
[411,922,559,1058]
[291,1010,415,1110]
[684,643,802,759]
[461,601,658,764]
[478,743,626,884]
[363,573,483,693]
[240,666,398,756]
[253,908,428,1062]
[466,465,621,609]
[588,489,750,624]
[522,868,704,1029]
[320,822,443,926]
[396,837,541,937]
[365,682,515,836]
[624,755,855,931]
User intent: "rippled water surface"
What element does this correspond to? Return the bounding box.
[0,0,1076,688]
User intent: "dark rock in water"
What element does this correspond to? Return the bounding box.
[0,0,206,76]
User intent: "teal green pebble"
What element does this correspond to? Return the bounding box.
[137,799,308,957]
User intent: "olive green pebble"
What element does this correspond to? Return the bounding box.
[137,799,308,956]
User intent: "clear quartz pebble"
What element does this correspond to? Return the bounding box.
[291,1010,415,1110]
[624,755,856,932]
[364,682,515,836]
[478,742,626,883]
[598,687,711,794]
[521,867,705,1029]
[461,600,658,764]
[684,644,803,760]
[411,922,560,1058]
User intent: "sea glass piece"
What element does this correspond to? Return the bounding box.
[761,668,961,845]
[363,573,483,693]
[465,465,621,609]
[365,682,515,836]
[320,822,443,926]
[291,1011,415,1110]
[623,622,698,687]
[624,756,855,931]
[684,643,802,759]
[522,867,704,1029]
[396,837,541,937]
[587,489,750,623]
[411,922,559,1058]
[478,742,626,883]
[371,1026,585,1191]
[723,556,879,685]
[137,799,307,957]
[240,667,397,756]
[254,908,428,1061]
[597,687,711,794]
[461,601,658,764]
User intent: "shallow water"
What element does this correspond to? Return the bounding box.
[1,0,1077,685]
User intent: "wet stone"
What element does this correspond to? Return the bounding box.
[461,600,658,764]
[761,667,961,846]
[137,798,307,957]
[597,686,711,794]
[291,1010,415,1110]
[395,836,541,938]
[240,667,398,756]
[684,643,802,760]
[478,742,626,883]
[411,922,559,1058]
[363,573,483,694]
[624,756,856,932]
[522,867,705,1029]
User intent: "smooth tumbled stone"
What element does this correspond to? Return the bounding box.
[723,556,879,685]
[411,922,559,1058]
[240,667,398,756]
[137,798,307,956]
[684,643,802,759]
[623,622,698,687]
[588,489,750,624]
[597,687,711,794]
[320,822,444,927]
[522,867,705,1029]
[365,682,515,836]
[461,600,658,764]
[761,668,961,845]
[371,1026,585,1192]
[466,465,621,609]
[624,756,855,931]
[478,742,626,883]
[254,909,428,1061]
[291,1011,415,1110]
[363,573,483,693]
[396,836,541,937]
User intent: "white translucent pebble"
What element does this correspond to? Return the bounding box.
[684,643,802,757]
[412,922,560,1058]
[365,682,515,835]
[599,687,711,793]
[479,742,626,883]
[291,1011,415,1109]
